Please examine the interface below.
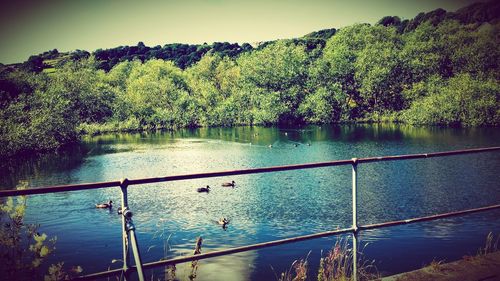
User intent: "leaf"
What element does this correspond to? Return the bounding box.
[1,197,14,212]
[34,233,47,243]
[40,245,49,257]
[32,258,41,268]
[71,265,83,273]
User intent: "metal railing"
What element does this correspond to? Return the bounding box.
[1,146,499,281]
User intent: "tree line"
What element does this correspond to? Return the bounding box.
[0,2,499,157]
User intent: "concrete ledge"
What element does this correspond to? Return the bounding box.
[381,251,500,281]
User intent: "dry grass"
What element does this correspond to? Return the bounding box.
[274,252,310,281]
[188,236,203,280]
[159,236,203,281]
[462,231,500,264]
[427,259,445,272]
[277,237,378,281]
[318,237,378,281]
[477,232,499,256]
[317,238,353,281]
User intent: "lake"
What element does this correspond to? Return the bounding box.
[1,124,499,280]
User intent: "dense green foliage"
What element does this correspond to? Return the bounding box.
[23,41,254,73]
[94,41,254,70]
[0,2,499,157]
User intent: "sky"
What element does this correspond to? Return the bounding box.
[0,0,485,64]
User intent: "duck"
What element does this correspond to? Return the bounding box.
[96,200,113,209]
[197,185,210,193]
[294,143,299,147]
[307,143,311,146]
[268,144,273,148]
[218,217,230,229]
[221,180,236,187]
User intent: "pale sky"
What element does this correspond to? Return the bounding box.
[0,0,484,64]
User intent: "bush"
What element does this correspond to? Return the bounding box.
[402,74,499,126]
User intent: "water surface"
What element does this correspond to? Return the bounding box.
[1,124,499,280]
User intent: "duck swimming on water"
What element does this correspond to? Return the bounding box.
[218,217,230,229]
[96,200,113,209]
[221,181,236,187]
[197,185,210,193]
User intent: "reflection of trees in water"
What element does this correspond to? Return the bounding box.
[0,144,88,189]
[80,125,500,154]
[3,124,498,192]
[317,123,500,145]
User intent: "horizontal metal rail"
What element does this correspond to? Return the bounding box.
[75,203,500,280]
[1,146,499,197]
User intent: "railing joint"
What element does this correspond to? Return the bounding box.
[352,226,359,233]
[352,158,358,165]
[120,178,129,189]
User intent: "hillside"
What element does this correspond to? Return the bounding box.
[6,1,498,74]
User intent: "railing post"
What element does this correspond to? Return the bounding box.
[127,220,145,281]
[119,178,145,281]
[120,178,130,281]
[351,158,358,281]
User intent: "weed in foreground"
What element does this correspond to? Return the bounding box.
[274,251,310,281]
[462,231,500,263]
[477,231,499,256]
[277,237,378,281]
[0,181,83,281]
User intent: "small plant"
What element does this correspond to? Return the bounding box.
[0,181,82,281]
[317,238,353,281]
[427,259,444,272]
[275,253,309,281]
[463,231,500,263]
[154,235,203,281]
[477,231,499,256]
[44,263,83,281]
[188,236,203,281]
[0,181,55,280]
[276,237,378,281]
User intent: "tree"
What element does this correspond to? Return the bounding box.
[354,25,405,113]
[186,54,242,125]
[298,85,343,123]
[316,24,373,119]
[123,59,195,128]
[23,55,45,73]
[50,56,114,124]
[238,40,309,124]
[377,16,402,27]
[402,74,499,126]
